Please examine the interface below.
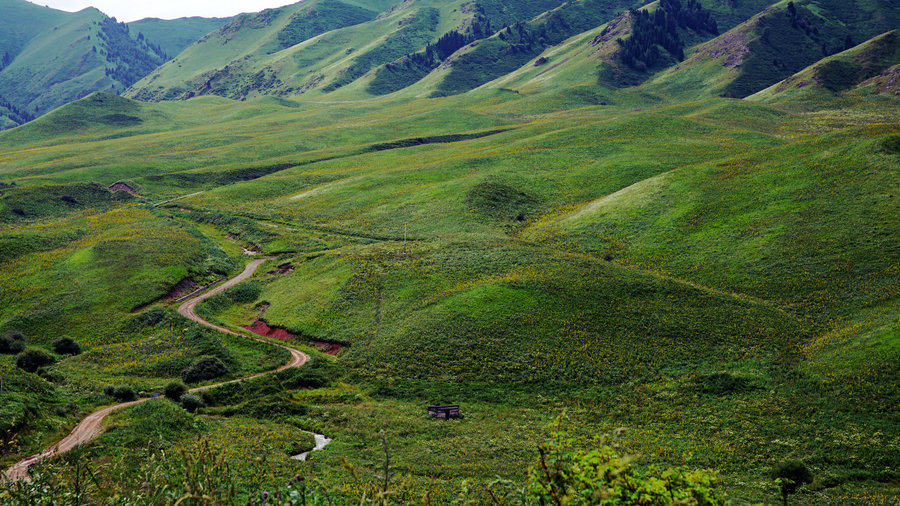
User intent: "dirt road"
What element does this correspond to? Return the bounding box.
[5,259,312,482]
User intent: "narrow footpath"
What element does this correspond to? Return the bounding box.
[5,259,326,482]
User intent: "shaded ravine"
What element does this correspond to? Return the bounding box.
[5,259,330,482]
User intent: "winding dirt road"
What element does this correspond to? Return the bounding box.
[5,259,313,482]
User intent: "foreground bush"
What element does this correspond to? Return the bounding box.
[0,331,26,354]
[226,281,262,303]
[15,348,55,372]
[103,385,137,401]
[180,393,205,413]
[164,381,188,401]
[0,422,729,505]
[182,356,229,384]
[773,460,813,505]
[51,337,81,355]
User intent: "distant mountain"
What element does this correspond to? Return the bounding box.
[751,30,900,102]
[0,0,228,130]
[127,16,232,60]
[644,0,900,100]
[2,0,898,127]
[125,0,794,102]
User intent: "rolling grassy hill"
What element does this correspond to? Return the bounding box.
[3,76,899,503]
[0,0,898,504]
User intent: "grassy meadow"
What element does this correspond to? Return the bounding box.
[0,73,897,505]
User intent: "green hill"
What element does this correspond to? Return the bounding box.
[750,30,900,102]
[0,1,167,128]
[644,0,900,100]
[127,16,232,60]
[0,0,229,130]
[125,0,403,101]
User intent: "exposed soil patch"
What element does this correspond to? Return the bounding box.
[225,234,239,241]
[310,341,345,356]
[867,64,900,95]
[268,263,295,275]
[109,182,138,195]
[243,319,345,355]
[131,278,199,313]
[162,278,198,301]
[244,319,296,341]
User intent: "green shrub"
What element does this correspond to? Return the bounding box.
[880,135,900,155]
[111,385,137,401]
[51,337,81,356]
[103,385,116,397]
[182,356,229,384]
[692,372,752,395]
[180,393,205,413]
[225,281,262,303]
[773,460,812,505]
[0,331,26,354]
[164,381,187,401]
[527,424,728,505]
[15,348,55,372]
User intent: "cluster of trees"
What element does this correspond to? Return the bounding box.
[95,18,167,88]
[785,1,854,56]
[1,331,81,373]
[619,0,718,70]
[0,94,35,125]
[380,17,493,79]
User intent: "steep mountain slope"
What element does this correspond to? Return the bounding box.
[127,16,232,60]
[0,1,167,129]
[750,29,900,102]
[0,0,69,62]
[124,0,782,102]
[126,0,619,101]
[125,0,401,101]
[643,0,900,100]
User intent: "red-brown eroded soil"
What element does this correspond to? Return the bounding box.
[244,319,345,355]
[244,319,296,341]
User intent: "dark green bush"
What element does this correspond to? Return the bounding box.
[275,359,337,389]
[164,381,188,401]
[16,348,55,372]
[182,356,229,384]
[111,385,137,402]
[773,459,813,504]
[225,282,262,303]
[692,372,753,395]
[0,332,26,354]
[131,308,172,328]
[103,385,116,397]
[180,393,205,413]
[51,337,81,355]
[880,135,900,155]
